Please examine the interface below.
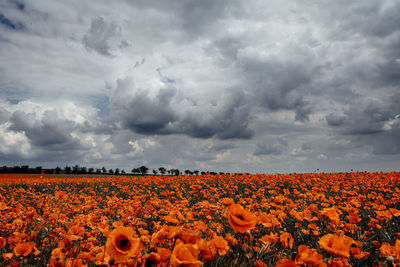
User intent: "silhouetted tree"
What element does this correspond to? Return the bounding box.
[115,168,120,175]
[55,167,62,174]
[102,167,107,174]
[153,169,158,175]
[139,165,149,175]
[65,166,71,174]
[35,166,42,174]
[108,169,114,175]
[158,167,166,175]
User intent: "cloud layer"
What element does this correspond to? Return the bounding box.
[1,0,399,172]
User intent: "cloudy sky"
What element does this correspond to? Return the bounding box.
[0,0,399,173]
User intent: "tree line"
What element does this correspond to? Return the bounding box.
[0,165,230,176]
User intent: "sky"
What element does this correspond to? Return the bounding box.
[0,0,399,173]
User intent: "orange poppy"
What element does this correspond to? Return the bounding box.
[350,247,370,259]
[176,227,201,244]
[0,237,5,249]
[13,242,40,257]
[170,240,203,267]
[228,204,257,233]
[198,239,215,260]
[157,247,171,262]
[296,244,326,267]
[379,242,396,258]
[275,258,297,267]
[318,234,354,258]
[209,236,230,256]
[141,252,161,267]
[48,248,65,267]
[105,227,141,264]
[328,257,351,267]
[280,232,294,249]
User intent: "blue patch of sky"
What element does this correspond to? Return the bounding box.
[92,95,110,118]
[0,13,24,30]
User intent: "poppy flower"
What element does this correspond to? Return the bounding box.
[105,227,140,264]
[170,240,203,267]
[176,228,201,244]
[350,247,370,259]
[198,239,214,260]
[275,258,297,267]
[296,244,326,267]
[228,204,257,233]
[280,232,294,249]
[209,236,230,256]
[13,242,40,257]
[219,198,234,206]
[157,247,171,262]
[379,242,396,258]
[328,257,351,267]
[141,252,161,267]
[318,234,354,258]
[0,237,5,249]
[49,248,65,267]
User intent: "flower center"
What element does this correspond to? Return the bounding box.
[114,234,132,252]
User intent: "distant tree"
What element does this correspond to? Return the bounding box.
[0,166,8,173]
[201,171,206,175]
[193,170,199,175]
[96,168,102,174]
[102,167,107,174]
[219,172,225,175]
[35,166,42,174]
[153,169,158,175]
[115,168,120,175]
[184,170,191,175]
[65,166,71,174]
[80,166,87,174]
[44,169,54,174]
[12,166,21,173]
[72,165,79,174]
[121,169,126,174]
[139,165,149,175]
[21,165,29,173]
[158,167,166,175]
[55,167,62,174]
[169,169,180,176]
[88,167,94,174]
[131,168,139,174]
[108,169,114,175]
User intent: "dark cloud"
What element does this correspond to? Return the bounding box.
[254,139,288,156]
[117,88,177,135]
[326,113,346,127]
[8,110,83,150]
[82,17,128,56]
[175,91,253,139]
[254,143,285,156]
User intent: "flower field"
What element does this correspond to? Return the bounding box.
[0,172,399,266]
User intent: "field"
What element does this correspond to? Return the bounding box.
[0,172,399,266]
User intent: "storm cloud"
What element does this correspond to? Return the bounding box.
[0,0,399,172]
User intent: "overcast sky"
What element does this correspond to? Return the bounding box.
[0,0,399,173]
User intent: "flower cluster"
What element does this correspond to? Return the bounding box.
[0,171,399,266]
